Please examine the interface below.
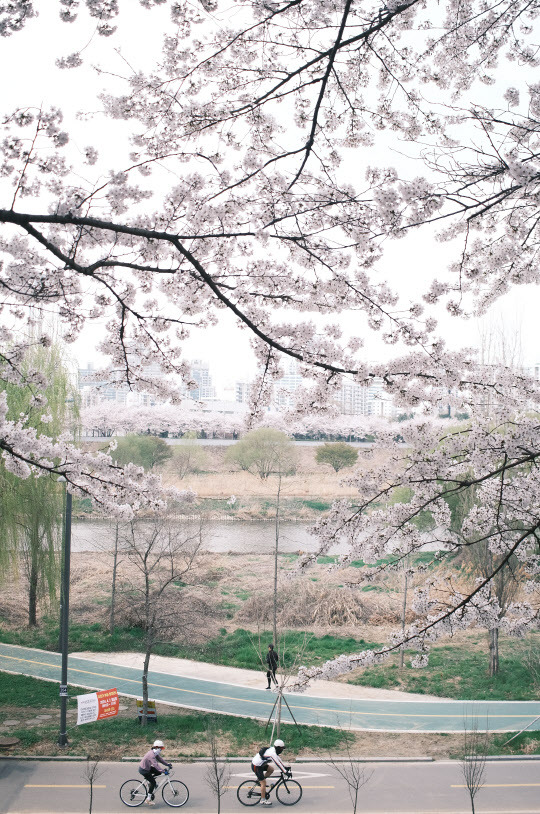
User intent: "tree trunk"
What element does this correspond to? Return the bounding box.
[489,628,499,676]
[110,523,119,633]
[28,555,38,627]
[276,691,282,738]
[400,564,408,670]
[141,646,151,727]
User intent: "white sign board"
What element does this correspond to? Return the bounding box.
[76,688,119,725]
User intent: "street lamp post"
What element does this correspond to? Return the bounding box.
[58,481,72,747]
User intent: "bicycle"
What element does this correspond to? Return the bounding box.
[120,767,189,808]
[237,770,302,807]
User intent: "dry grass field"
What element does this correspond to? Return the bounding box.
[0,549,407,636]
[159,442,395,499]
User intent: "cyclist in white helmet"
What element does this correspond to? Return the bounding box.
[138,740,172,806]
[251,739,289,806]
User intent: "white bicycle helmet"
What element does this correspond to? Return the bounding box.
[153,740,164,748]
[274,739,285,748]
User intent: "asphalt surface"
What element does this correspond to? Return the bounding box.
[1,758,539,813]
[1,643,539,733]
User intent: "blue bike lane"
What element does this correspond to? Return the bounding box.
[1,642,538,733]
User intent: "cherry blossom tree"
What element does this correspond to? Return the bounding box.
[1,0,540,670]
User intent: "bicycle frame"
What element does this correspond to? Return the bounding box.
[128,768,175,800]
[237,769,302,807]
[147,768,176,795]
[268,771,293,795]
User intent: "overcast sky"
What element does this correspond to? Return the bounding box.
[1,3,538,396]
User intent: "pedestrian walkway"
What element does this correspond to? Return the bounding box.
[1,642,538,733]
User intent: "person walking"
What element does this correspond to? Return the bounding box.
[265,644,279,689]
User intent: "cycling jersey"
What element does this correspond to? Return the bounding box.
[251,746,287,773]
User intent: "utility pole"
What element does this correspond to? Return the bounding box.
[58,484,72,747]
[400,558,408,670]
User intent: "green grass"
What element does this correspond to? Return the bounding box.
[0,673,353,756]
[302,499,331,512]
[350,637,540,700]
[69,711,352,755]
[314,554,437,571]
[233,589,251,601]
[173,629,379,670]
[0,670,60,707]
[195,497,326,519]
[0,622,378,671]
[219,601,239,619]
[9,713,353,757]
[491,730,540,756]
[349,553,440,569]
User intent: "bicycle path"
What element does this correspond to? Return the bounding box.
[1,642,538,733]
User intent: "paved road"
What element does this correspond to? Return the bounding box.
[1,643,539,734]
[0,758,539,813]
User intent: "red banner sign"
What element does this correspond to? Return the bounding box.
[77,688,119,725]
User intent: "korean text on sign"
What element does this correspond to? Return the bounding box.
[77,688,119,725]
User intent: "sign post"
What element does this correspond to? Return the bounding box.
[58,486,72,747]
[136,699,157,723]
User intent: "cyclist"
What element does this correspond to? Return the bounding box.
[139,739,172,806]
[251,738,289,806]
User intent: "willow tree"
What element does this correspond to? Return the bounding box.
[0,342,79,626]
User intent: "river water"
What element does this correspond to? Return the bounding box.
[71,519,345,554]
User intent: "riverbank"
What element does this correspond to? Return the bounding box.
[3,541,539,712]
[81,440,395,510]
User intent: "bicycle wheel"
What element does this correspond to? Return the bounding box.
[237,779,263,806]
[119,779,148,807]
[162,779,189,807]
[276,779,302,806]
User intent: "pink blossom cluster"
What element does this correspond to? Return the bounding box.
[1,0,540,670]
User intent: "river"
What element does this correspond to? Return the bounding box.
[71,518,346,554]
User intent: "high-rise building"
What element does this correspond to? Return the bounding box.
[78,350,163,408]
[188,359,216,401]
[338,375,395,417]
[274,358,303,407]
[340,380,369,415]
[235,381,251,403]
[78,362,128,406]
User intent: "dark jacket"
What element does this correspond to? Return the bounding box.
[266,649,278,670]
